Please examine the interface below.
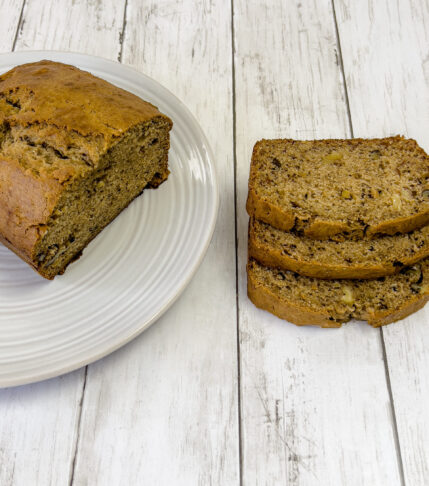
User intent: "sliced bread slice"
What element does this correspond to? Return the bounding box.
[249,218,429,279]
[247,136,429,239]
[247,258,429,328]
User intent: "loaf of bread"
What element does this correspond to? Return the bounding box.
[0,60,172,278]
[249,218,429,279]
[247,136,429,239]
[247,258,429,327]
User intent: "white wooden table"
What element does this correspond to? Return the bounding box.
[1,0,428,484]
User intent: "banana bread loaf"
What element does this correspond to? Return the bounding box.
[247,258,429,327]
[249,218,429,279]
[0,60,172,279]
[247,137,429,239]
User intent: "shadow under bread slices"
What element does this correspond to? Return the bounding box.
[249,218,429,279]
[247,136,429,239]
[247,258,429,328]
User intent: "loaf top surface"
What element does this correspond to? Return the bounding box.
[0,60,171,171]
[0,60,164,138]
[247,136,429,238]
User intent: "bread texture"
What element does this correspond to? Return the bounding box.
[247,258,429,328]
[0,60,172,279]
[249,218,429,279]
[247,137,429,239]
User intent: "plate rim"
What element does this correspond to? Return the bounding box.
[0,50,219,387]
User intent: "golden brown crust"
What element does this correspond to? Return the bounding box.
[0,233,40,273]
[247,141,296,232]
[367,211,429,237]
[246,189,295,231]
[248,187,429,240]
[248,218,429,279]
[247,263,343,328]
[247,136,429,239]
[303,219,353,239]
[0,61,172,277]
[249,234,385,279]
[0,156,62,263]
[0,165,168,280]
[0,60,164,144]
[365,294,429,327]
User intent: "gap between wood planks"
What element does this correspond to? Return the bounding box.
[118,0,128,62]
[230,0,244,484]
[331,1,406,484]
[66,1,130,483]
[68,367,88,486]
[11,0,26,51]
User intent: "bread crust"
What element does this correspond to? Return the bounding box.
[364,295,429,327]
[0,60,166,142]
[246,189,295,231]
[0,233,40,273]
[0,61,172,278]
[1,164,169,280]
[248,218,429,279]
[248,186,429,240]
[367,212,429,237]
[247,263,344,328]
[247,136,429,239]
[0,156,62,265]
[247,261,429,328]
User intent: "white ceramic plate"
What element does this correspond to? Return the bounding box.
[0,51,218,387]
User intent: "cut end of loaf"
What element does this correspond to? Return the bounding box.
[33,118,172,279]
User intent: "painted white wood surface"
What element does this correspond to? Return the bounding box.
[0,0,429,484]
[70,1,239,485]
[234,1,402,484]
[0,1,126,486]
[335,0,429,483]
[0,0,23,52]
[15,0,126,60]
[0,373,84,486]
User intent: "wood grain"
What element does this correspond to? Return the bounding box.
[0,1,126,485]
[234,0,402,484]
[70,1,240,484]
[335,0,429,483]
[0,372,85,486]
[0,0,23,52]
[14,0,125,60]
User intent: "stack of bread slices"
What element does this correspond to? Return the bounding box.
[246,136,429,327]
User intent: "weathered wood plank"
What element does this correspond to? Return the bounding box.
[0,1,126,485]
[0,373,85,486]
[70,1,239,484]
[14,0,125,60]
[0,0,23,52]
[234,0,402,484]
[335,0,429,483]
